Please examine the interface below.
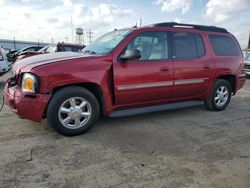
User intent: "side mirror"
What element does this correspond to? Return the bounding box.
[120,49,141,61]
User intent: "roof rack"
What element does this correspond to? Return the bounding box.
[151,22,228,33]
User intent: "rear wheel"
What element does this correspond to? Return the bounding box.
[47,86,99,136]
[205,79,232,111]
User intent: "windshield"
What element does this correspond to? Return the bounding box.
[245,53,250,61]
[82,29,133,55]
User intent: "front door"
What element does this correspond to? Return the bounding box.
[113,31,174,106]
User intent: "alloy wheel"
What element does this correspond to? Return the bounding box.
[58,97,92,129]
[214,86,229,107]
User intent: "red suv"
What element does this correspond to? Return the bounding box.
[4,22,246,136]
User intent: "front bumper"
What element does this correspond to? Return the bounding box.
[4,83,51,122]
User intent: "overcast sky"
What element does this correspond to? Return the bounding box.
[0,0,249,48]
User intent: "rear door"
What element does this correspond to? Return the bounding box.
[171,31,214,98]
[113,31,174,105]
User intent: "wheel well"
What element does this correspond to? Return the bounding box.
[49,83,106,115]
[218,75,236,94]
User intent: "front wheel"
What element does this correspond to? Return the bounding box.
[47,86,100,136]
[205,79,232,111]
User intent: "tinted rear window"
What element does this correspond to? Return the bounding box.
[173,32,197,59]
[209,35,240,56]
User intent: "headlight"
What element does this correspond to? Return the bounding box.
[21,73,39,93]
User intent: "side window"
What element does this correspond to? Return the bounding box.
[195,34,205,57]
[209,34,240,56]
[173,32,197,59]
[126,31,169,60]
[27,47,37,52]
[35,47,41,51]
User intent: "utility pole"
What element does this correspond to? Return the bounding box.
[139,18,142,27]
[13,36,16,49]
[65,36,68,43]
[248,30,250,49]
[87,29,93,44]
[71,14,74,43]
[82,32,84,45]
[51,38,54,44]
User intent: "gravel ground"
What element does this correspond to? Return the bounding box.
[0,72,250,188]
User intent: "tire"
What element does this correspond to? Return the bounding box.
[205,79,232,111]
[47,86,100,136]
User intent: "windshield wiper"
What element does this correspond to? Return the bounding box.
[83,50,96,55]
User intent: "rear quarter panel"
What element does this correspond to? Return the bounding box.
[205,32,245,92]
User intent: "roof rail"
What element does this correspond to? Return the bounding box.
[150,22,228,33]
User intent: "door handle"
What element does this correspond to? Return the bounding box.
[160,66,169,71]
[203,65,210,69]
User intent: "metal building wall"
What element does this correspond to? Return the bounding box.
[0,39,49,51]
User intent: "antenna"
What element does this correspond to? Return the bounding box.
[133,22,137,28]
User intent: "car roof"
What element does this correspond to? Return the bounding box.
[148,22,228,33]
[118,22,228,35]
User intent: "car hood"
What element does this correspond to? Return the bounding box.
[13,52,93,73]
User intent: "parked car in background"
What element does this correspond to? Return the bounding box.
[4,22,245,136]
[15,43,85,61]
[7,45,44,63]
[244,53,250,77]
[0,47,11,77]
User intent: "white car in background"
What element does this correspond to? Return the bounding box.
[244,53,250,77]
[0,47,11,77]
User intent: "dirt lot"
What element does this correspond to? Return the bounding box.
[0,72,250,188]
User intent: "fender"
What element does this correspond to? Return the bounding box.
[30,55,114,112]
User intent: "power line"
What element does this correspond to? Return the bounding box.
[87,29,93,44]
